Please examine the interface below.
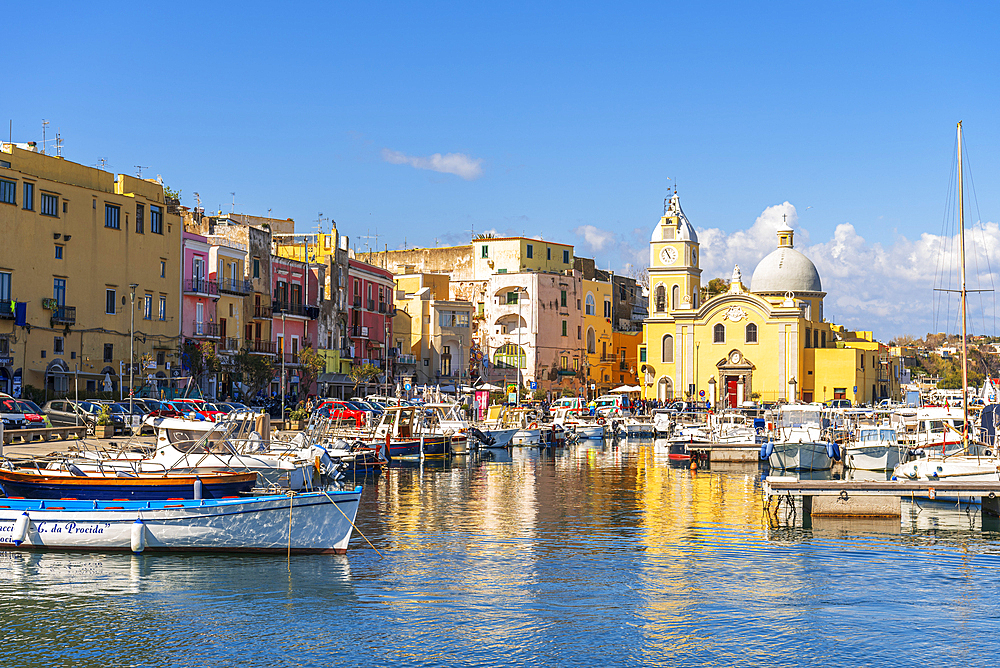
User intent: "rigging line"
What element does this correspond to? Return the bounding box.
[933,137,959,334]
[961,130,986,337]
[962,133,997,336]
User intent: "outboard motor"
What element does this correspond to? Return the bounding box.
[466,426,496,446]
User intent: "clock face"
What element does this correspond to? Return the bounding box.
[659,246,678,266]
[691,248,697,265]
[729,351,742,365]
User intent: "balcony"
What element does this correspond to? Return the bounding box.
[378,302,386,313]
[619,361,629,371]
[272,300,319,319]
[353,297,362,309]
[396,353,417,365]
[191,321,220,338]
[244,339,277,355]
[184,278,218,295]
[0,302,13,320]
[352,325,369,338]
[600,354,617,363]
[367,298,375,311]
[253,304,270,319]
[219,337,241,353]
[278,352,300,365]
[52,306,76,325]
[218,278,253,296]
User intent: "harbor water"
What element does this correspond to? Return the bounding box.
[3,438,999,667]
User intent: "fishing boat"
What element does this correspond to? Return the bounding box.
[0,467,257,501]
[0,487,362,554]
[477,405,528,447]
[369,405,451,459]
[891,122,998,483]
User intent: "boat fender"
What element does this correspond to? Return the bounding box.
[193,477,203,500]
[131,518,146,553]
[759,441,774,460]
[826,441,841,461]
[12,511,29,546]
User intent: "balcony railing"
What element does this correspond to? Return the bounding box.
[52,306,76,325]
[219,337,241,353]
[184,278,218,295]
[367,298,375,311]
[192,321,220,338]
[0,302,13,319]
[244,339,277,355]
[619,361,629,371]
[600,354,617,362]
[218,278,252,296]
[353,297,362,309]
[378,302,386,313]
[272,300,319,319]
[253,304,270,319]
[352,325,369,338]
[396,353,417,365]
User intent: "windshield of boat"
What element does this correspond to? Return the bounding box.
[780,409,822,426]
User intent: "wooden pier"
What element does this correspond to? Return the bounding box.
[763,476,1000,518]
[688,443,761,463]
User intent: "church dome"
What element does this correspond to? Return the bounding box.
[750,224,822,294]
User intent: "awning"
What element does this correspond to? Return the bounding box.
[318,373,352,385]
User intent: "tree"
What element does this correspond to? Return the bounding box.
[297,346,326,397]
[233,349,275,401]
[183,341,220,393]
[699,277,728,302]
[349,363,382,396]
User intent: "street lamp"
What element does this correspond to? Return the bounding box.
[281,311,286,419]
[516,286,527,404]
[708,376,716,411]
[129,284,138,426]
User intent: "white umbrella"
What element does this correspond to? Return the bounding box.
[608,385,632,393]
[476,382,502,391]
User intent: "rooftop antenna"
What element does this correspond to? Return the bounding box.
[194,192,201,208]
[41,119,49,155]
[135,165,149,178]
[230,192,237,213]
[55,131,63,157]
[97,157,109,171]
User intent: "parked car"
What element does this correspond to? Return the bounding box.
[16,400,51,427]
[314,400,367,427]
[111,402,145,433]
[42,400,126,434]
[0,397,27,430]
[824,399,852,409]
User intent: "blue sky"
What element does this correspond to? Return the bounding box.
[6,1,1000,338]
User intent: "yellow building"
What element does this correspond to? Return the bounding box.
[641,192,901,407]
[393,272,473,387]
[0,143,181,397]
[583,277,614,397]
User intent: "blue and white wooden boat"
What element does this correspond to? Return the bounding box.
[0,487,362,554]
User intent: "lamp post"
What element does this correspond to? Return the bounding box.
[281,311,286,420]
[708,376,716,411]
[516,286,526,405]
[129,284,138,426]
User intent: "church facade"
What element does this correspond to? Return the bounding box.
[640,193,903,407]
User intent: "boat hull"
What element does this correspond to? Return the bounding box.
[0,488,361,554]
[844,445,901,471]
[512,429,542,446]
[769,442,832,471]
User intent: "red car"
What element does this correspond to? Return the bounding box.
[166,399,227,421]
[314,400,366,427]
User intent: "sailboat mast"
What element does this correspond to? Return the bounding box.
[958,120,969,448]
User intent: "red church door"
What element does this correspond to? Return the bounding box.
[726,377,739,408]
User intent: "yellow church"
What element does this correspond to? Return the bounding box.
[640,193,903,407]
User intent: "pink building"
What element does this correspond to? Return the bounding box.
[181,232,219,395]
[348,259,395,381]
[271,254,321,398]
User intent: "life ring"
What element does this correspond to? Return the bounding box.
[597,417,606,425]
[529,421,538,429]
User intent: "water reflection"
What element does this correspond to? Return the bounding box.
[2,443,1000,666]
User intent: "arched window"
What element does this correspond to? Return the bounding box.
[745,323,758,343]
[693,291,698,309]
[713,323,725,343]
[654,285,666,312]
[657,376,674,401]
[493,343,526,369]
[662,334,673,363]
[585,293,596,316]
[587,327,596,354]
[672,285,680,310]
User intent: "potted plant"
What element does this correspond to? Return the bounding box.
[287,407,309,431]
[94,405,114,439]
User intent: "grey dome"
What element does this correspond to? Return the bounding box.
[750,246,822,293]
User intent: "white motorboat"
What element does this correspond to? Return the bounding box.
[844,427,903,471]
[765,404,836,471]
[0,487,362,554]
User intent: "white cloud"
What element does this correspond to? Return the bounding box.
[694,203,1000,339]
[382,148,484,180]
[574,224,616,252]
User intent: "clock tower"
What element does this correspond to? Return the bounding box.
[649,192,702,318]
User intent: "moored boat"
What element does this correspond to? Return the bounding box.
[0,487,362,554]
